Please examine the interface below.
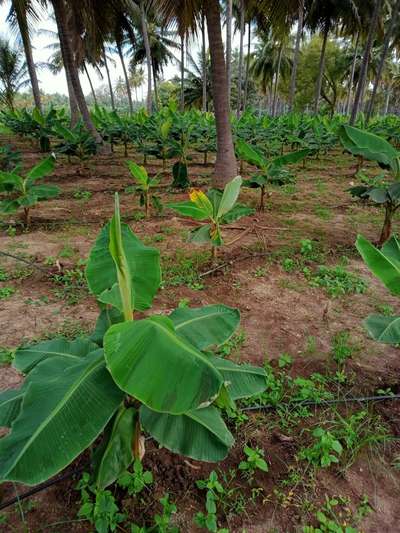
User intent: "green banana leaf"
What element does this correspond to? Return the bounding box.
[356,235,400,295]
[140,404,234,462]
[0,388,24,428]
[0,350,123,485]
[236,139,267,170]
[85,222,161,312]
[364,315,400,344]
[210,357,267,400]
[93,406,136,489]
[217,176,242,219]
[169,305,240,350]
[104,316,223,414]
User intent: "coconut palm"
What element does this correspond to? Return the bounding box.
[0,37,29,109]
[2,0,42,110]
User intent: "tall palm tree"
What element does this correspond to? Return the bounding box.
[306,0,360,114]
[3,0,42,110]
[0,37,29,109]
[288,0,304,110]
[226,0,233,106]
[350,0,383,124]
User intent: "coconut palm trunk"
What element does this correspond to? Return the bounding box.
[140,0,153,113]
[366,1,400,124]
[201,10,207,112]
[180,34,185,111]
[272,44,283,117]
[226,0,233,107]
[350,0,383,125]
[51,0,103,145]
[103,48,115,110]
[152,59,159,110]
[288,0,303,111]
[14,2,42,111]
[243,22,251,111]
[345,32,359,115]
[313,24,329,114]
[204,0,237,186]
[117,41,133,114]
[83,63,97,105]
[236,0,245,117]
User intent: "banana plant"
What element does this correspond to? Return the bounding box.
[53,122,97,163]
[167,176,254,260]
[356,234,400,345]
[340,126,400,245]
[0,144,20,171]
[0,194,267,490]
[236,140,309,210]
[0,156,58,226]
[126,161,162,218]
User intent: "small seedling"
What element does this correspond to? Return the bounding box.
[117,459,153,496]
[238,445,269,481]
[298,428,343,468]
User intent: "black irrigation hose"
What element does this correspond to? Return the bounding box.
[1,394,400,512]
[0,466,86,512]
[241,393,400,411]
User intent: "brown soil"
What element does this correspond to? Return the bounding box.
[0,137,399,532]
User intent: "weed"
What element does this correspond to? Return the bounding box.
[375,303,394,316]
[331,331,359,365]
[0,286,15,299]
[253,266,267,278]
[59,244,75,259]
[117,459,153,496]
[307,266,367,297]
[239,445,269,481]
[195,471,228,533]
[74,189,92,201]
[216,330,246,358]
[282,257,296,272]
[298,428,343,468]
[278,353,293,368]
[0,346,13,365]
[178,297,190,308]
[304,335,317,356]
[52,267,87,305]
[162,250,209,288]
[314,206,332,220]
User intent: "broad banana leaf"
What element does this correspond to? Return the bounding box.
[356,235,400,295]
[0,350,123,485]
[140,404,234,462]
[104,316,223,414]
[93,406,136,489]
[236,139,267,170]
[364,315,400,344]
[0,388,24,427]
[217,176,242,219]
[271,149,309,168]
[13,337,98,374]
[167,200,210,220]
[210,357,267,400]
[339,125,400,176]
[91,308,124,346]
[86,222,161,312]
[169,305,240,350]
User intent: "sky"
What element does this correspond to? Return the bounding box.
[0,3,182,98]
[0,3,245,100]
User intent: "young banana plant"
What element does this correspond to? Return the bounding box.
[0,155,58,227]
[127,161,162,219]
[167,176,254,260]
[236,139,309,211]
[0,193,266,492]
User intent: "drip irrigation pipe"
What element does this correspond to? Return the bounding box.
[0,394,399,512]
[241,393,400,411]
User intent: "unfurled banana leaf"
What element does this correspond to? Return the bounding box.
[356,235,400,295]
[170,305,240,350]
[140,404,234,462]
[0,351,123,485]
[364,315,400,344]
[104,316,223,414]
[91,308,124,346]
[13,337,98,374]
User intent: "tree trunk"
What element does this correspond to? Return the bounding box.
[379,205,393,246]
[15,4,42,111]
[350,0,383,125]
[314,25,329,114]
[384,87,391,114]
[103,48,115,110]
[236,0,245,118]
[83,63,97,105]
[52,0,103,145]
[243,22,251,111]
[345,32,359,115]
[180,34,185,112]
[152,59,159,110]
[288,0,303,111]
[117,41,133,114]
[226,0,233,108]
[140,0,153,114]
[201,10,207,112]
[65,61,79,126]
[205,0,237,186]
[366,1,399,124]
[272,44,283,117]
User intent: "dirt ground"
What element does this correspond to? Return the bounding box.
[0,135,399,532]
